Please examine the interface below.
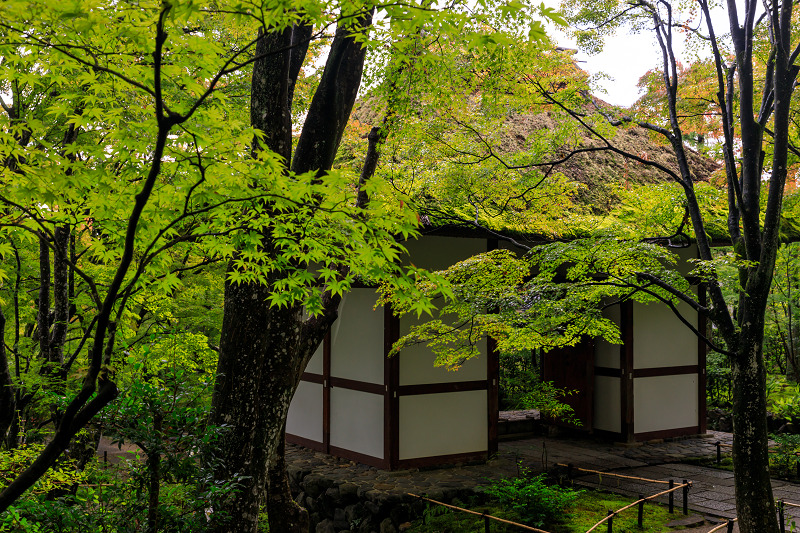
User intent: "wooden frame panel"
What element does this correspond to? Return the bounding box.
[698,282,708,433]
[323,331,331,451]
[595,366,623,377]
[329,445,386,469]
[286,433,325,452]
[396,450,487,470]
[487,336,499,455]
[385,304,400,470]
[634,426,702,441]
[633,365,699,378]
[397,380,487,396]
[621,300,635,442]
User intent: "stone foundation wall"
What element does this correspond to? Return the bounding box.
[288,466,476,533]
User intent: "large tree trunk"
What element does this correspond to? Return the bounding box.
[266,426,309,533]
[206,13,372,531]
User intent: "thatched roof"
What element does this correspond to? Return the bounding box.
[501,111,719,183]
[349,98,800,244]
[498,111,721,215]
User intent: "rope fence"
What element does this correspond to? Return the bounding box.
[409,472,692,532]
[409,493,552,533]
[703,499,800,533]
[706,517,736,533]
[555,463,672,484]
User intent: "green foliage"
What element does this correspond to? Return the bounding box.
[484,469,580,527]
[367,33,589,241]
[498,351,578,423]
[385,238,691,369]
[0,445,87,496]
[707,350,733,409]
[498,350,538,411]
[766,376,800,421]
[770,433,800,480]
[525,381,580,426]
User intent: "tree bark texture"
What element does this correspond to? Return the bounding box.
[266,427,309,533]
[0,308,15,446]
[731,341,776,532]
[207,13,372,532]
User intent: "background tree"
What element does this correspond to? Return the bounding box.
[557,1,799,531]
[0,0,417,515]
[376,1,800,531]
[203,1,565,530]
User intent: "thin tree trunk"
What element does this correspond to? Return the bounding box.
[731,341,778,532]
[147,412,162,533]
[0,308,15,445]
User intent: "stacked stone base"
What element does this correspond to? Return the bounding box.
[288,467,476,533]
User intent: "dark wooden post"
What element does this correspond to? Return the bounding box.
[607,510,614,533]
[779,500,785,533]
[637,494,644,529]
[726,519,734,532]
[484,514,490,533]
[716,442,721,464]
[682,480,689,515]
[668,480,674,513]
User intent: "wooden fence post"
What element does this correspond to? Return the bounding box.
[716,441,721,464]
[637,494,644,529]
[682,480,689,515]
[668,480,674,513]
[607,510,614,533]
[779,500,785,533]
[726,519,734,532]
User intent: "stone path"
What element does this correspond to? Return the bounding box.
[287,430,800,531]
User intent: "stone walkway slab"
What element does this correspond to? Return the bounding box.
[286,430,800,532]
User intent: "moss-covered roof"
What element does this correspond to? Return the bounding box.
[349,101,800,245]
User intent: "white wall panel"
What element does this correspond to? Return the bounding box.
[593,376,621,433]
[634,375,698,434]
[330,388,384,459]
[401,236,487,272]
[633,299,697,369]
[286,381,323,443]
[399,391,487,460]
[595,304,622,368]
[330,289,384,384]
[672,244,698,276]
[398,317,486,385]
[306,342,324,375]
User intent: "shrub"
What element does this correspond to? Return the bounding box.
[484,468,580,527]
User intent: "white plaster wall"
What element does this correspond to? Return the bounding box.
[401,236,487,271]
[399,391,487,460]
[593,376,621,433]
[330,289,384,384]
[671,244,698,277]
[595,304,622,369]
[397,236,489,385]
[633,299,697,369]
[634,375,698,433]
[398,316,486,385]
[306,342,324,375]
[497,240,528,255]
[286,381,323,443]
[330,388,384,459]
